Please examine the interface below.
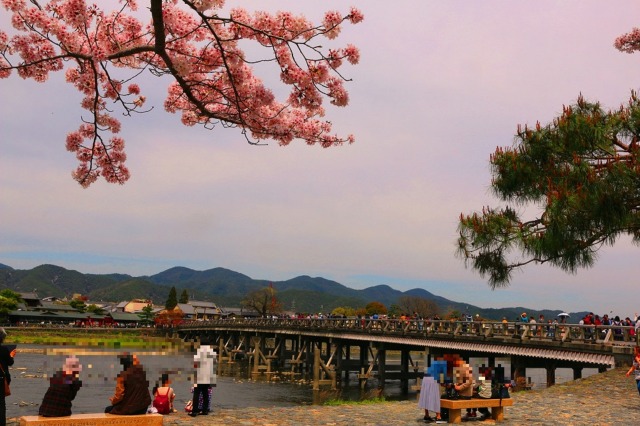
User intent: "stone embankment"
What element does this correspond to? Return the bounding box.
[10,367,639,425]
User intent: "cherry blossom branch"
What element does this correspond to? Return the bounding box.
[0,0,363,186]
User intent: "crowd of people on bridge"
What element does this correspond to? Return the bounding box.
[576,312,639,341]
[500,311,640,341]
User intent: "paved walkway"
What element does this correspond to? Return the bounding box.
[11,367,640,425]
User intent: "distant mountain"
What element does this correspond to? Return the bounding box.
[0,264,118,297]
[277,275,361,295]
[147,266,270,306]
[277,288,366,314]
[88,278,170,303]
[0,262,586,320]
[149,266,255,287]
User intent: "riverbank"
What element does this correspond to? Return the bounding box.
[4,330,637,425]
[4,326,158,338]
[5,327,184,349]
[161,366,640,425]
[9,367,635,425]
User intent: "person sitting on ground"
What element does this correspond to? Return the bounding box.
[105,353,151,415]
[152,373,176,414]
[38,356,82,417]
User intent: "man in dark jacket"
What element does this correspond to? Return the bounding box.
[39,356,82,417]
[0,328,15,426]
[105,353,151,415]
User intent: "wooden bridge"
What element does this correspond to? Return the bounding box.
[176,317,637,391]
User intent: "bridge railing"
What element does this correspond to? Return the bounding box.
[178,318,638,346]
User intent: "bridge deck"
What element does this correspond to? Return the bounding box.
[178,318,637,367]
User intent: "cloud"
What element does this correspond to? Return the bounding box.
[1,1,639,316]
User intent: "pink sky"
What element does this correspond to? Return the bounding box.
[1,1,639,316]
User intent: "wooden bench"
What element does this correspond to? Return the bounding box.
[440,398,514,423]
[19,413,163,426]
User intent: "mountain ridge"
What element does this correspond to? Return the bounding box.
[0,262,587,320]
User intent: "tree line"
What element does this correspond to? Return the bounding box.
[240,286,442,318]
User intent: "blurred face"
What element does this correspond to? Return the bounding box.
[64,357,81,375]
[65,365,81,376]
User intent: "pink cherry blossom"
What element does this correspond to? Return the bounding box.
[323,10,343,39]
[0,1,363,187]
[348,7,364,24]
[344,44,360,65]
[128,84,141,95]
[65,132,83,152]
[615,27,640,53]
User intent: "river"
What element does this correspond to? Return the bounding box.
[8,345,314,418]
[6,345,405,419]
[6,345,600,419]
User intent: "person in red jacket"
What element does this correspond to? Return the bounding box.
[583,313,594,340]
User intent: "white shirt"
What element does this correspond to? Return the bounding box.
[194,345,217,385]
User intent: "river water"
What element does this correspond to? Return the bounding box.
[6,345,600,419]
[6,345,403,419]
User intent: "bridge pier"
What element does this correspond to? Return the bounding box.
[312,345,336,390]
[545,361,557,387]
[341,344,350,384]
[358,343,370,389]
[285,337,307,379]
[335,341,344,386]
[511,356,527,390]
[304,338,314,380]
[400,349,409,394]
[377,345,386,389]
[250,336,277,378]
[573,367,582,380]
